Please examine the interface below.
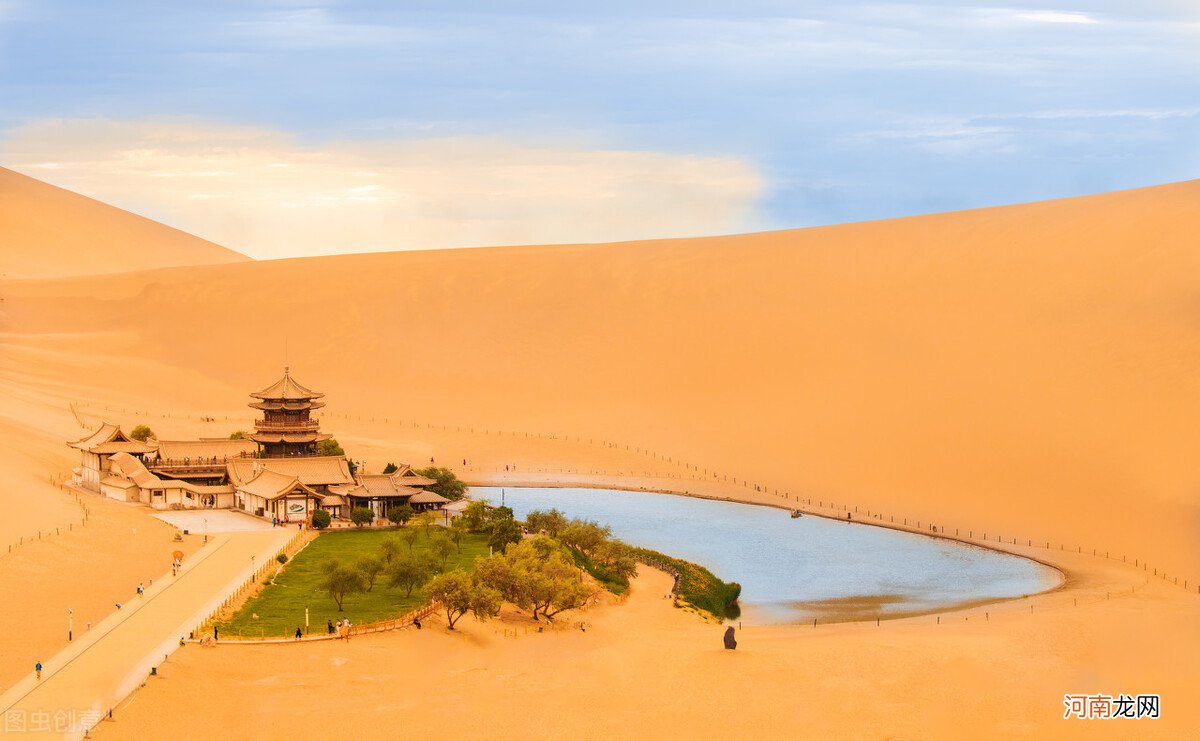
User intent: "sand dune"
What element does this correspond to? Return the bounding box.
[1,179,1198,737]
[2,179,1198,579]
[0,166,247,279]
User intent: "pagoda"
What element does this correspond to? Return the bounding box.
[247,367,332,457]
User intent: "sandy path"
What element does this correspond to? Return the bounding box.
[0,528,294,739]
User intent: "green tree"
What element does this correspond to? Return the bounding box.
[318,439,346,457]
[414,510,436,537]
[387,504,413,526]
[400,527,419,552]
[229,430,245,440]
[460,500,490,532]
[489,505,515,523]
[426,571,502,630]
[350,506,374,528]
[414,467,467,501]
[475,540,592,621]
[319,561,365,611]
[379,534,403,564]
[129,424,155,442]
[429,531,455,568]
[594,540,638,582]
[355,555,385,592]
[448,518,467,553]
[311,509,332,530]
[525,509,568,537]
[558,520,611,556]
[382,462,398,474]
[387,552,438,597]
[488,517,523,554]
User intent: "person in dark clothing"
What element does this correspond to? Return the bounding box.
[327,619,335,634]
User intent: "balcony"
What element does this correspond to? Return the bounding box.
[255,418,320,431]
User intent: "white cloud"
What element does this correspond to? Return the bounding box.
[1,117,764,259]
[1013,11,1100,25]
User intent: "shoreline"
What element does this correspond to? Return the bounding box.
[466,476,1071,622]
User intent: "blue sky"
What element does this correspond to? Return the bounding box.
[1,2,1197,257]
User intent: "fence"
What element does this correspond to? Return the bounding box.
[1,476,90,561]
[205,601,442,644]
[70,399,1200,598]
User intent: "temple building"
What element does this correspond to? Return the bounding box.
[68,369,449,524]
[246,368,331,457]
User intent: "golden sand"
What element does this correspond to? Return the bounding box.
[0,173,1197,737]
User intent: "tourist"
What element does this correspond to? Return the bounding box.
[137,582,144,597]
[345,619,352,640]
[413,618,422,630]
[295,626,303,640]
[35,661,42,680]
[213,625,219,641]
[327,619,335,635]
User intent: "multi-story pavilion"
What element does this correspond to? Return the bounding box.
[247,367,331,458]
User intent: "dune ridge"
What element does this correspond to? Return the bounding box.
[0,166,247,279]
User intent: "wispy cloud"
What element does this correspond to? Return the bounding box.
[1,117,765,259]
[1014,11,1100,25]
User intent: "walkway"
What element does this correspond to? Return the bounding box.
[0,528,295,739]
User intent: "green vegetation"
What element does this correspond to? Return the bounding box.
[217,528,490,637]
[229,430,245,440]
[311,509,331,530]
[627,546,742,620]
[129,424,154,442]
[425,571,501,630]
[382,462,398,474]
[521,508,738,619]
[317,438,345,456]
[474,538,593,621]
[349,506,374,527]
[415,466,467,501]
[276,552,288,565]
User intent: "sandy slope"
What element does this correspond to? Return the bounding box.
[100,562,1199,740]
[0,166,247,279]
[0,179,1198,737]
[2,179,1198,578]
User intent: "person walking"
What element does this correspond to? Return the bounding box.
[213,625,219,642]
[295,626,303,640]
[35,661,42,680]
[137,582,144,597]
[327,619,335,635]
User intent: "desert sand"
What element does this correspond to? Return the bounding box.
[0,166,246,279]
[1,173,1198,737]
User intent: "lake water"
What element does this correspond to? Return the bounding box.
[474,486,1062,622]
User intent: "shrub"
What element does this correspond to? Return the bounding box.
[229,430,245,440]
[276,552,288,564]
[387,504,413,526]
[382,462,398,474]
[129,424,155,442]
[318,438,346,457]
[311,509,332,530]
[350,506,374,528]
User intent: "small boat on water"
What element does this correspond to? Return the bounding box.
[790,509,802,518]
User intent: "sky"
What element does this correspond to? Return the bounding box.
[0,1,1197,259]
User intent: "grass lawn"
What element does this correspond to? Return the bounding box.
[218,527,490,637]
